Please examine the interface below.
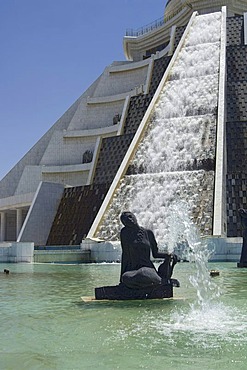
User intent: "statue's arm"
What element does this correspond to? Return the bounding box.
[148,230,169,259]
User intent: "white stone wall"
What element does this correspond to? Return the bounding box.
[18,182,64,245]
[92,64,149,98]
[39,130,96,166]
[68,99,125,131]
[15,166,42,195]
[42,171,88,187]
[0,242,34,263]
[81,239,121,263]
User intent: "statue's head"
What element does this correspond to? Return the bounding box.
[120,211,138,228]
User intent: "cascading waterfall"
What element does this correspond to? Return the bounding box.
[98,171,215,243]
[97,12,221,249]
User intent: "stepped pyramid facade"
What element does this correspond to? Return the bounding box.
[1,0,247,262]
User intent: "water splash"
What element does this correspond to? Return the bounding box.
[148,303,247,349]
[167,201,221,307]
[110,302,247,354]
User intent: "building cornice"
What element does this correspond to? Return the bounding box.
[123,0,247,61]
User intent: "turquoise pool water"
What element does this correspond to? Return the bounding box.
[1,262,247,370]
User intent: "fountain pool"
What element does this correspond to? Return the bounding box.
[1,262,247,370]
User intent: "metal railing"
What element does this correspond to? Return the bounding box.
[125,16,165,37]
[125,3,191,37]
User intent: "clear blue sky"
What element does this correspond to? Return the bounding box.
[0,0,167,181]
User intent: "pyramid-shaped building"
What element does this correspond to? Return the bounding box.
[1,0,247,262]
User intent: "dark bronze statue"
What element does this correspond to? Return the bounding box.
[237,208,247,268]
[119,211,178,287]
[95,211,179,300]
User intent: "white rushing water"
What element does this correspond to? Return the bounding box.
[167,201,221,305]
[98,171,214,243]
[97,12,221,247]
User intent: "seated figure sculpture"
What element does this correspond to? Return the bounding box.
[95,211,179,300]
[120,211,177,287]
[237,208,247,268]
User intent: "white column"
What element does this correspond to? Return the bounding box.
[213,7,227,236]
[16,208,23,239]
[0,212,6,241]
[244,13,247,45]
